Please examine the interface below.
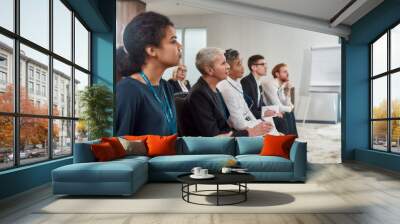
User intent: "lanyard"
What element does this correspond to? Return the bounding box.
[139,71,176,134]
[226,79,254,110]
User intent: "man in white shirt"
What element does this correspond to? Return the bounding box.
[262,63,298,135]
[262,63,294,112]
[217,49,277,134]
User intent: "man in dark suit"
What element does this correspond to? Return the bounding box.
[241,55,289,134]
[241,55,268,119]
[180,48,272,137]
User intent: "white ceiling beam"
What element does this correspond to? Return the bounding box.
[330,0,368,27]
[177,0,351,38]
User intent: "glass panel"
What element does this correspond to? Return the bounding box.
[372,77,387,119]
[75,120,88,143]
[372,121,388,151]
[20,117,49,165]
[391,24,400,70]
[53,119,72,157]
[391,72,400,118]
[20,0,49,49]
[20,44,49,115]
[176,29,183,46]
[74,69,89,118]
[391,120,400,153]
[372,33,387,76]
[0,116,14,170]
[0,0,14,31]
[184,28,207,85]
[53,0,72,60]
[0,35,14,112]
[74,18,89,70]
[53,59,72,117]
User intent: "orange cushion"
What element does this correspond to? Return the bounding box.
[101,137,127,158]
[91,142,118,162]
[146,134,177,157]
[260,134,297,159]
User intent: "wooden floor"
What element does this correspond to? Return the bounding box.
[1,162,400,224]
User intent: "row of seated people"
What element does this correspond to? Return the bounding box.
[179,48,297,137]
[115,11,296,138]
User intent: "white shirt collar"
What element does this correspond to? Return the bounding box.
[227,76,241,88]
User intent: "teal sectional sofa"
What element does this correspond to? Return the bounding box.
[52,136,307,196]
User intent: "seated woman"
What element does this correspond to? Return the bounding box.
[180,47,272,137]
[168,64,191,94]
[116,11,182,136]
[217,49,280,135]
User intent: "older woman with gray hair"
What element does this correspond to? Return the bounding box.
[180,47,272,137]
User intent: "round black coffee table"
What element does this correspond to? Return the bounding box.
[177,173,255,206]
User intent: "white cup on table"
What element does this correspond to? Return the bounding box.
[199,169,208,176]
[191,167,202,176]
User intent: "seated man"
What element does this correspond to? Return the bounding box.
[262,63,298,136]
[217,49,279,134]
[181,47,272,137]
[241,54,266,119]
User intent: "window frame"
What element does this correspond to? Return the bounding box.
[0,0,92,171]
[370,21,400,154]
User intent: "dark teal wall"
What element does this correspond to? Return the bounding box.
[0,158,72,199]
[343,0,400,171]
[92,0,115,89]
[91,0,115,135]
[0,0,115,200]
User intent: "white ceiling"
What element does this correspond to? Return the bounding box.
[145,0,384,37]
[225,0,352,24]
[146,0,213,16]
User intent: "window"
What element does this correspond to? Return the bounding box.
[0,55,7,67]
[53,59,72,117]
[28,67,34,80]
[28,81,34,94]
[0,54,8,87]
[370,23,400,154]
[75,17,89,70]
[0,0,91,170]
[53,0,72,60]
[0,71,6,85]
[35,70,41,81]
[42,85,46,97]
[163,28,207,85]
[36,83,40,95]
[20,0,49,49]
[0,0,14,32]
[74,69,89,120]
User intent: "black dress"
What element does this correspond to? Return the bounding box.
[180,77,248,137]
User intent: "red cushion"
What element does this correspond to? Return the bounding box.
[101,137,126,158]
[260,134,297,159]
[146,134,177,157]
[91,142,118,162]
